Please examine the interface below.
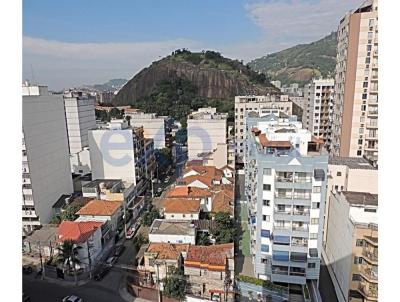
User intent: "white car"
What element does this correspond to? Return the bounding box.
[62,295,83,302]
[125,225,137,239]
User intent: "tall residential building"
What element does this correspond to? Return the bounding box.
[331,0,378,165]
[324,157,378,243]
[187,107,227,160]
[22,84,74,232]
[324,191,378,302]
[303,79,335,149]
[88,124,156,188]
[124,110,172,149]
[234,95,294,162]
[245,113,328,287]
[63,95,96,154]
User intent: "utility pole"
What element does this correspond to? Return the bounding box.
[151,170,154,198]
[123,200,127,238]
[86,238,92,279]
[38,241,44,280]
[156,263,161,302]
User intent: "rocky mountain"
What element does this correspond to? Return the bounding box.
[113,49,279,106]
[84,78,127,91]
[249,32,337,86]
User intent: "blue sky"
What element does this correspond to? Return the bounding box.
[23,0,361,89]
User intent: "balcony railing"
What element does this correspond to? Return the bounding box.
[274,209,291,215]
[360,265,378,282]
[293,194,311,200]
[276,176,293,183]
[292,210,310,216]
[362,249,378,262]
[274,225,291,231]
[292,225,309,232]
[358,283,378,299]
[275,193,293,199]
[291,239,308,247]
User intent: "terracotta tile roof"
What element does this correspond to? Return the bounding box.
[185,243,234,271]
[167,186,212,198]
[212,190,234,214]
[181,175,214,188]
[76,199,122,216]
[58,221,103,243]
[163,198,201,214]
[259,133,292,148]
[146,243,189,260]
[183,166,224,180]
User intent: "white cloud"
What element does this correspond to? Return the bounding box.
[244,0,361,52]
[23,36,202,90]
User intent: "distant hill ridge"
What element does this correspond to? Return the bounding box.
[249,32,337,85]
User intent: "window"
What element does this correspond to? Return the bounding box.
[334,185,339,190]
[272,251,289,262]
[364,208,377,213]
[352,274,362,281]
[358,139,363,145]
[313,186,321,193]
[337,172,342,176]
[182,214,186,218]
[171,215,174,218]
[367,44,372,51]
[362,93,368,100]
[357,150,362,156]
[261,230,270,238]
[354,257,363,264]
[356,239,364,247]
[263,184,271,191]
[261,258,268,264]
[363,82,368,88]
[361,104,366,111]
[261,244,269,253]
[311,218,319,225]
[263,200,270,206]
[309,233,318,240]
[312,202,320,209]
[262,215,270,222]
[308,263,316,269]
[365,57,371,64]
[263,168,271,175]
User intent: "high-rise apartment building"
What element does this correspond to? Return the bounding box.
[303,79,335,149]
[324,191,378,302]
[22,84,73,232]
[245,113,328,287]
[124,110,172,149]
[234,95,294,162]
[187,107,227,160]
[331,0,378,165]
[88,124,156,188]
[63,95,96,154]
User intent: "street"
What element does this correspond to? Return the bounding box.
[318,257,338,302]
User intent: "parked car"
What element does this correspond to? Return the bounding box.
[105,256,117,266]
[22,265,33,275]
[62,295,83,302]
[114,244,126,257]
[93,265,111,281]
[23,293,31,302]
[126,225,137,239]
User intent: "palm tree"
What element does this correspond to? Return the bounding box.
[56,239,81,284]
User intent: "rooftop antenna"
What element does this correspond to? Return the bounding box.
[30,64,36,85]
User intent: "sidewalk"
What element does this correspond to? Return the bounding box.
[118,276,153,302]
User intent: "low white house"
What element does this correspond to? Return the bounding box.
[163,198,201,220]
[149,219,196,245]
[57,220,104,271]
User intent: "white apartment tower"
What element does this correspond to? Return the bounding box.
[331,0,378,165]
[303,79,334,149]
[22,84,73,232]
[187,107,227,160]
[234,95,293,162]
[245,113,328,288]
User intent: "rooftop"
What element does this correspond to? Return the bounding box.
[166,186,212,198]
[212,189,234,214]
[24,225,58,244]
[329,156,377,170]
[146,243,189,260]
[82,179,122,189]
[163,198,201,214]
[77,199,122,216]
[58,221,103,243]
[149,219,195,236]
[185,243,234,271]
[192,219,217,231]
[342,191,378,207]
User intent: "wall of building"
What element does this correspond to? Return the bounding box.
[23,93,74,230]
[164,213,199,220]
[128,115,167,149]
[149,233,195,245]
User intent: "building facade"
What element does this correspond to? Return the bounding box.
[22,84,74,233]
[234,95,293,162]
[88,125,156,186]
[303,79,335,149]
[324,191,378,302]
[245,113,328,286]
[331,0,378,165]
[124,110,172,149]
[187,107,227,160]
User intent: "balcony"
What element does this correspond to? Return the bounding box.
[292,209,310,216]
[358,283,378,300]
[273,224,291,231]
[275,176,293,183]
[359,265,378,282]
[291,238,308,247]
[274,208,291,216]
[362,248,378,263]
[292,225,309,232]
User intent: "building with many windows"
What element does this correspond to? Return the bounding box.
[22,84,73,233]
[324,191,378,302]
[245,113,328,287]
[331,0,378,165]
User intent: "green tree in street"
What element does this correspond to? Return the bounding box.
[142,207,161,227]
[211,212,236,244]
[163,267,187,301]
[196,232,211,246]
[56,239,81,285]
[133,233,149,251]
